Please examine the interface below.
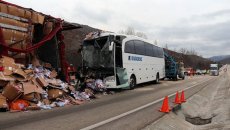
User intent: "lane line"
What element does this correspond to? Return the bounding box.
[80,77,213,130]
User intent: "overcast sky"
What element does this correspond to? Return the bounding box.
[7,0,230,57]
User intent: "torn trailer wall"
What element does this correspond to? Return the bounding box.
[0,0,81,82]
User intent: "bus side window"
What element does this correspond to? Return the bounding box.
[134,40,145,55]
[125,41,135,54]
[157,48,164,58]
[152,46,158,57]
[145,42,153,57]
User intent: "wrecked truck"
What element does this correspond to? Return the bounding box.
[0,0,81,83]
[81,32,165,89]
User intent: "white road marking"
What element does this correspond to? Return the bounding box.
[80,78,213,130]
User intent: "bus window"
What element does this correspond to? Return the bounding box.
[157,48,164,58]
[134,40,145,55]
[145,42,153,56]
[152,45,158,57]
[125,40,135,54]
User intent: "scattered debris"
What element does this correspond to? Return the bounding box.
[0,56,112,112]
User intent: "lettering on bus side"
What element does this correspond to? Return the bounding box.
[128,56,143,61]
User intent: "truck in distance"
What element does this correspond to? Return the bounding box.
[210,64,219,76]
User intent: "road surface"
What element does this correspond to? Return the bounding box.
[0,75,216,130]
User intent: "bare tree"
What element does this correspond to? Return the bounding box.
[118,27,148,39]
[179,48,187,54]
[125,27,135,35]
[136,32,147,39]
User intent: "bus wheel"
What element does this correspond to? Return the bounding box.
[155,74,159,84]
[129,76,136,90]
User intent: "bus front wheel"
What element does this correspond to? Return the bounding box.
[129,76,136,90]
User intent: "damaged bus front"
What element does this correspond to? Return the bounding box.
[82,32,129,89]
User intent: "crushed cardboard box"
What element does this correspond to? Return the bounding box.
[2,83,23,102]
[0,94,8,109]
[50,70,57,78]
[48,89,64,100]
[36,77,49,88]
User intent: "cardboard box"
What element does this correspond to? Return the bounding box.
[43,99,50,105]
[23,82,43,95]
[0,56,15,67]
[12,69,27,80]
[37,13,45,24]
[48,89,64,100]
[0,3,8,14]
[36,77,48,88]
[17,8,25,18]
[0,17,17,28]
[8,5,18,17]
[24,69,33,75]
[2,29,14,41]
[3,66,13,76]
[0,94,8,109]
[31,12,38,23]
[0,72,15,82]
[24,10,32,19]
[50,70,57,78]
[2,83,23,102]
[22,92,41,102]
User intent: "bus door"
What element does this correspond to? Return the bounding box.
[113,39,129,88]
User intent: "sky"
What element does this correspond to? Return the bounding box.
[6,0,230,57]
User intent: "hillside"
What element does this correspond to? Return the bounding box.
[219,57,230,64]
[63,25,100,68]
[209,55,230,62]
[63,23,213,70]
[164,49,213,70]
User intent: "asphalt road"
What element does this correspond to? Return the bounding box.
[0,75,216,130]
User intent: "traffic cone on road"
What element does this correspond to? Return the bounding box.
[174,91,181,104]
[180,90,186,103]
[159,96,171,113]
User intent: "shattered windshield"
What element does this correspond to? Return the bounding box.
[82,36,114,68]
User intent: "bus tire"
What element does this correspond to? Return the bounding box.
[155,73,159,84]
[129,75,136,90]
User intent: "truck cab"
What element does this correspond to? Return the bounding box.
[210,64,219,76]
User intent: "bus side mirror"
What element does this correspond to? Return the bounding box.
[109,41,114,51]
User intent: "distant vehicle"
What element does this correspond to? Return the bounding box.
[201,69,207,75]
[164,52,185,80]
[195,69,202,75]
[184,67,195,76]
[210,64,219,76]
[82,32,165,89]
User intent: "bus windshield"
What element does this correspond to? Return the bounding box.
[210,67,218,70]
[82,36,114,68]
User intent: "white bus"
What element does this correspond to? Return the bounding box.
[82,32,165,89]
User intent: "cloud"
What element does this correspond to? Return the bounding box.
[5,0,230,57]
[148,9,230,58]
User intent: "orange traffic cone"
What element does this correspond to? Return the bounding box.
[159,96,171,113]
[180,90,186,102]
[174,91,181,104]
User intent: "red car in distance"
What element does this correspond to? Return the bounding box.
[184,67,195,76]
